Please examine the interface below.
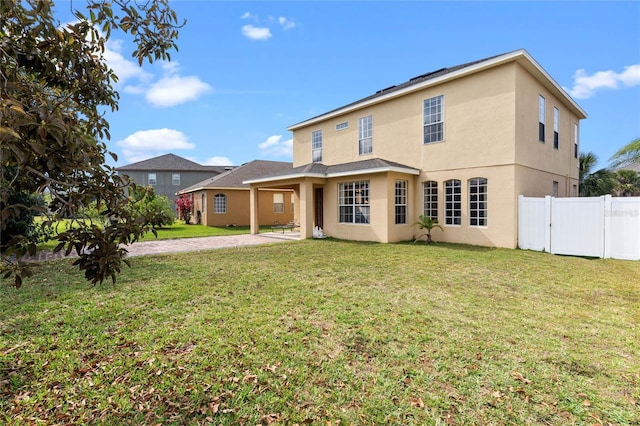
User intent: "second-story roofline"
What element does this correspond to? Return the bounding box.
[287,49,587,131]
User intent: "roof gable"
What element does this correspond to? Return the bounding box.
[116,153,232,173]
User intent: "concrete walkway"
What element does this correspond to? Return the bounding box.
[26,232,301,262]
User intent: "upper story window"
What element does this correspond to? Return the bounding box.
[336,121,348,131]
[273,193,284,213]
[574,123,579,159]
[172,173,181,185]
[444,179,461,226]
[469,178,487,227]
[423,181,438,221]
[553,107,559,149]
[358,115,373,155]
[312,130,323,162]
[338,181,370,224]
[395,180,407,225]
[424,95,444,143]
[214,193,226,214]
[538,95,546,142]
[148,173,156,186]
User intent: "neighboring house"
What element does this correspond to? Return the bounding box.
[245,49,587,248]
[178,160,294,227]
[115,153,233,203]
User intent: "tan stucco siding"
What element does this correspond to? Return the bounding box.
[514,63,580,180]
[192,189,293,227]
[416,165,518,248]
[292,64,518,172]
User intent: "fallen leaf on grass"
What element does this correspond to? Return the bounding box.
[410,397,424,408]
[511,371,531,384]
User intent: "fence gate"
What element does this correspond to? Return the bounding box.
[518,195,640,260]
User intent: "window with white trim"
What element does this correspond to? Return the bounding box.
[338,181,370,224]
[214,193,226,214]
[423,95,444,143]
[539,95,546,142]
[395,180,407,224]
[469,178,487,227]
[148,173,156,186]
[423,181,438,221]
[312,130,323,162]
[444,179,461,226]
[358,115,373,155]
[273,193,284,213]
[172,173,180,185]
[553,107,559,149]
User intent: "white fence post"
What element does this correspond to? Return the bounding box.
[603,195,612,259]
[544,196,552,253]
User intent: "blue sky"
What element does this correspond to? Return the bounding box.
[58,1,640,169]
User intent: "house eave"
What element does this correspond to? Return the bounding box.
[287,49,586,131]
[244,165,420,185]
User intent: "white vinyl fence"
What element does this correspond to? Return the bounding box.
[518,195,640,260]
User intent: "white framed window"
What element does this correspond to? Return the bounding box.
[148,173,156,186]
[423,95,444,143]
[312,130,323,162]
[273,193,284,213]
[423,181,438,221]
[395,180,407,224]
[574,123,579,159]
[469,178,487,227]
[214,193,226,214]
[539,95,546,142]
[172,173,180,185]
[553,107,559,149]
[338,181,370,224]
[358,115,373,155]
[336,122,348,131]
[444,179,461,226]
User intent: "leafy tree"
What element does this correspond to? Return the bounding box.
[612,169,640,197]
[1,0,183,287]
[127,186,175,228]
[413,214,443,243]
[579,152,615,197]
[610,137,640,169]
[175,194,194,224]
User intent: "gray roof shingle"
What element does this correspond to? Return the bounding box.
[179,160,294,193]
[116,153,232,173]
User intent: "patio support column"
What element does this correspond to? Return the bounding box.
[249,186,259,235]
[299,180,314,239]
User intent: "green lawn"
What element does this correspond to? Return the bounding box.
[1,240,638,424]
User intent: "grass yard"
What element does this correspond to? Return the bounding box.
[1,240,638,425]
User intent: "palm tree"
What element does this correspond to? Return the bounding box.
[612,169,640,196]
[413,215,444,243]
[610,137,640,169]
[579,152,615,196]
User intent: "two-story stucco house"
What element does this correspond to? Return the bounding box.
[116,153,233,204]
[245,49,587,248]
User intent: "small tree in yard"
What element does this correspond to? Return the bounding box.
[1,0,183,287]
[413,215,444,243]
[175,194,193,224]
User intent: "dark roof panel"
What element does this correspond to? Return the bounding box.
[116,153,232,173]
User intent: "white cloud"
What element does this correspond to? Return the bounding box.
[242,24,272,40]
[278,17,296,30]
[241,12,257,20]
[203,156,234,166]
[146,74,212,107]
[568,64,640,99]
[258,135,293,157]
[117,129,195,163]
